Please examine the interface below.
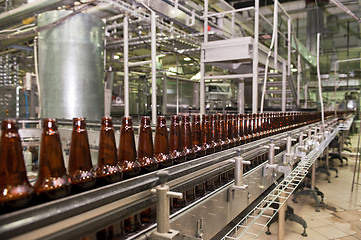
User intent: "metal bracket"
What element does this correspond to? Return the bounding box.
[196,218,204,238]
[150,171,183,240]
[231,150,250,190]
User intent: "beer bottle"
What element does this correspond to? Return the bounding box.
[0,119,34,208]
[118,116,141,178]
[97,117,123,183]
[169,115,186,163]
[181,115,196,160]
[233,114,241,146]
[238,114,245,144]
[226,114,235,148]
[154,116,173,167]
[137,116,158,172]
[210,114,222,152]
[252,113,259,140]
[218,114,229,149]
[192,115,206,157]
[202,114,215,154]
[244,114,251,143]
[68,118,96,190]
[34,118,71,199]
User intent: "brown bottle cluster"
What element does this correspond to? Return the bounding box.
[0,111,340,214]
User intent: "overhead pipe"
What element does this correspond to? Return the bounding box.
[329,0,361,23]
[0,0,75,29]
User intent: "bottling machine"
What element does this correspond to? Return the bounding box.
[0,112,353,240]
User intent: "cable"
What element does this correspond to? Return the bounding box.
[260,1,278,113]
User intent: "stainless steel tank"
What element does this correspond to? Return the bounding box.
[37,10,105,120]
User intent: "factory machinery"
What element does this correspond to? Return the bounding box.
[0,111,353,240]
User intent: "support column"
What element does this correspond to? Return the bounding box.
[151,11,157,125]
[287,18,291,76]
[252,0,259,113]
[162,74,167,115]
[297,54,301,106]
[304,83,308,108]
[282,61,287,112]
[123,15,129,117]
[274,0,278,70]
[238,79,245,114]
[277,191,286,240]
[200,0,208,115]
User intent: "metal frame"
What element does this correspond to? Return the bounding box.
[221,122,339,240]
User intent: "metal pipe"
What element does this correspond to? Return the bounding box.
[204,73,253,80]
[316,33,325,128]
[151,11,157,125]
[234,156,243,186]
[329,0,361,23]
[282,61,286,112]
[200,62,205,115]
[268,140,275,165]
[274,0,278,70]
[123,15,129,117]
[128,60,152,67]
[297,54,301,106]
[277,191,286,240]
[231,12,235,38]
[0,0,71,28]
[206,6,255,18]
[162,74,167,115]
[176,54,179,115]
[252,0,259,113]
[204,0,208,43]
[33,37,41,118]
[304,84,308,108]
[287,18,291,76]
[238,79,244,114]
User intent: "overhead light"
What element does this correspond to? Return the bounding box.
[184,57,191,61]
[113,55,120,59]
[157,54,166,58]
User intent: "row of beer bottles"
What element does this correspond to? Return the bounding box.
[0,111,334,208]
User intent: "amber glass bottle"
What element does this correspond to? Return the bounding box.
[219,114,229,149]
[118,116,141,178]
[202,114,215,154]
[169,115,186,163]
[252,113,259,141]
[137,116,158,172]
[226,114,235,148]
[192,115,206,157]
[243,114,250,143]
[0,119,34,208]
[124,214,141,233]
[68,118,96,190]
[34,118,71,199]
[258,113,265,139]
[181,115,196,160]
[210,114,222,152]
[96,117,123,183]
[233,114,241,146]
[154,116,172,167]
[238,114,245,144]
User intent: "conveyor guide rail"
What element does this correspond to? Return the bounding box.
[222,125,339,240]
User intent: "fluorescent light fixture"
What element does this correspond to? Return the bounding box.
[113,55,120,60]
[184,57,191,61]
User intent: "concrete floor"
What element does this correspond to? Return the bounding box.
[247,134,361,240]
